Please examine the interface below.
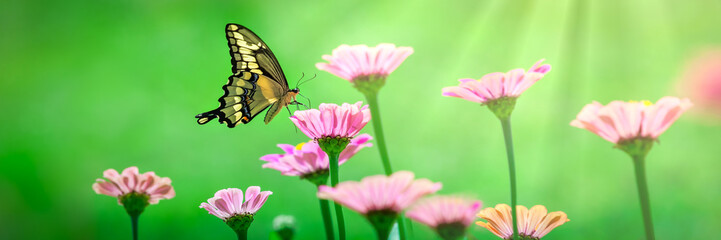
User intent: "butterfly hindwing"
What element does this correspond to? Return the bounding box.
[218,72,286,127]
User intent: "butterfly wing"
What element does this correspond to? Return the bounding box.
[225,23,289,87]
[196,24,292,127]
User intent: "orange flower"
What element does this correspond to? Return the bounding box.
[476,204,569,240]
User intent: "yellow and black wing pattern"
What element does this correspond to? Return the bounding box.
[195,24,290,128]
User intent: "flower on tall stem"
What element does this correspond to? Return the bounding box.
[316,43,413,175]
[317,171,442,240]
[290,101,371,240]
[92,166,175,240]
[405,196,481,240]
[441,59,551,240]
[199,187,272,240]
[441,59,551,120]
[259,134,372,240]
[317,43,413,239]
[476,204,569,240]
[570,97,691,240]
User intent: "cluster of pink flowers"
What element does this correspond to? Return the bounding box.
[91,31,697,240]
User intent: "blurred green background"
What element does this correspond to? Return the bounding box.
[2,0,720,239]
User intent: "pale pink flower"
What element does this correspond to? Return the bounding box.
[92,166,175,204]
[316,43,414,82]
[199,187,273,220]
[317,171,442,214]
[677,49,721,117]
[260,134,373,176]
[290,102,371,140]
[405,196,482,228]
[570,97,693,144]
[442,59,551,103]
[476,204,569,240]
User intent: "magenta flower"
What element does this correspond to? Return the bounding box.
[316,43,414,82]
[570,97,692,144]
[677,49,721,117]
[318,171,441,239]
[406,196,482,240]
[290,102,371,140]
[200,187,273,220]
[260,134,372,177]
[92,166,175,204]
[442,59,551,104]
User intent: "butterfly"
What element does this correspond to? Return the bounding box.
[195,24,306,128]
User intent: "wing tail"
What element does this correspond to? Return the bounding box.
[195,110,219,125]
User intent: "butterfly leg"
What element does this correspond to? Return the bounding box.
[296,93,312,109]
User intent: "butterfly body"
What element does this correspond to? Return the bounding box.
[196,24,300,128]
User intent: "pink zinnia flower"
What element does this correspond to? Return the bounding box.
[199,187,273,220]
[476,204,569,240]
[406,196,481,228]
[406,196,482,240]
[677,49,721,117]
[317,171,442,215]
[290,102,371,140]
[260,134,373,177]
[92,166,175,204]
[570,97,692,144]
[442,59,551,104]
[316,43,414,82]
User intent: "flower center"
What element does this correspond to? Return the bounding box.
[295,142,306,150]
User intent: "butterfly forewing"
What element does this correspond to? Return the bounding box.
[226,24,288,87]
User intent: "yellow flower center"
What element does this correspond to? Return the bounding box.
[628,100,653,106]
[295,142,306,150]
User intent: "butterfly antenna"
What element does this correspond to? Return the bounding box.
[296,72,306,89]
[298,73,317,87]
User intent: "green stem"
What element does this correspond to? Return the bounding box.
[364,92,393,175]
[318,199,336,240]
[235,228,248,240]
[500,118,519,240]
[130,214,138,240]
[632,154,656,240]
[365,91,406,240]
[328,153,346,240]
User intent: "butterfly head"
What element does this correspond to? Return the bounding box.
[290,88,300,94]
